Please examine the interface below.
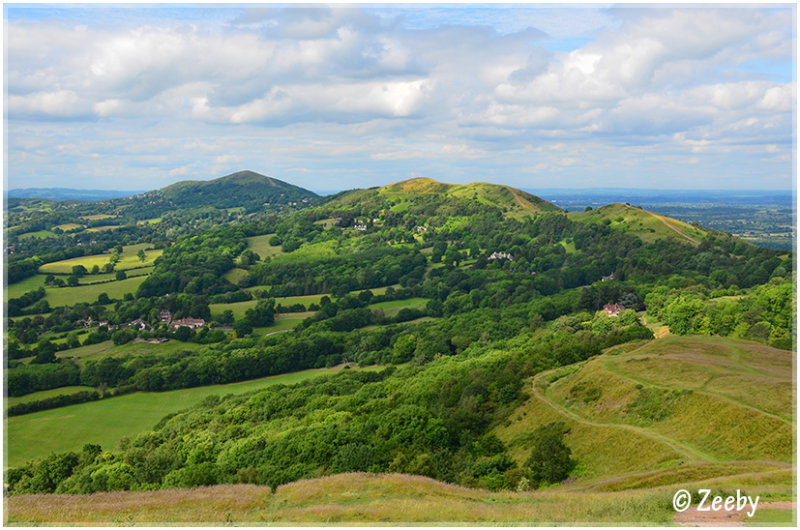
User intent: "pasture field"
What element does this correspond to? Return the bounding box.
[44,275,148,307]
[5,274,48,299]
[223,267,249,285]
[6,365,364,468]
[38,244,161,274]
[6,386,97,408]
[211,295,325,319]
[368,297,429,317]
[56,337,205,364]
[80,214,115,221]
[245,233,284,258]
[271,239,338,264]
[52,223,83,232]
[84,225,122,233]
[18,230,55,239]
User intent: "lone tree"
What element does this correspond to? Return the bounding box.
[525,421,574,486]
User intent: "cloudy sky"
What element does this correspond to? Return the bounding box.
[4,4,796,192]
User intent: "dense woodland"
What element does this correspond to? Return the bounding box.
[3,174,795,496]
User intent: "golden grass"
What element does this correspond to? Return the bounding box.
[3,473,678,524]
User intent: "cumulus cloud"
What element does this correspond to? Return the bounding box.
[4,5,795,190]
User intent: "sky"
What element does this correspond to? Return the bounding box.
[3,3,796,192]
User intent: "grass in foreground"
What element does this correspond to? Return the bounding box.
[4,471,794,525]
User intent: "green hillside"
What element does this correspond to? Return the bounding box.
[137,170,317,213]
[570,203,707,245]
[327,177,562,221]
[494,335,793,492]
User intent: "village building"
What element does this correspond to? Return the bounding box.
[158,309,173,323]
[488,251,513,261]
[170,317,206,330]
[603,303,625,317]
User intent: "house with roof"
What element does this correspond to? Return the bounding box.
[603,303,625,317]
[170,317,206,330]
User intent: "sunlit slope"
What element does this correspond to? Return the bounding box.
[570,202,707,245]
[493,335,794,491]
[6,469,794,524]
[329,177,562,219]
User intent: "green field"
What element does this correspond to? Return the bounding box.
[5,274,48,299]
[56,337,205,364]
[5,366,361,468]
[52,223,83,232]
[18,230,55,239]
[223,267,249,285]
[211,295,326,319]
[44,275,148,307]
[272,239,338,264]
[368,297,429,317]
[38,244,162,274]
[6,386,97,408]
[245,233,285,258]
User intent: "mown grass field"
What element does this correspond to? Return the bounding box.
[38,244,162,274]
[5,366,357,468]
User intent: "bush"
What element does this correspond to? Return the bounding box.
[525,422,574,486]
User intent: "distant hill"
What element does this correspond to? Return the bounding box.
[134,170,318,213]
[570,202,708,246]
[6,188,142,201]
[327,177,562,219]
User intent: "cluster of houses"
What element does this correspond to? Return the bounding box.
[488,251,513,261]
[74,311,207,333]
[158,310,206,330]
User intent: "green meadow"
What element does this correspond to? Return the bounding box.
[5,365,360,468]
[245,233,285,258]
[43,275,148,307]
[38,244,161,274]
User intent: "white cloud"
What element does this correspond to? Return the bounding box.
[4,6,795,191]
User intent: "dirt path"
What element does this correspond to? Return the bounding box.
[675,501,796,526]
[647,211,700,245]
[531,371,713,462]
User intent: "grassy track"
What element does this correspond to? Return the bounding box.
[5,366,355,467]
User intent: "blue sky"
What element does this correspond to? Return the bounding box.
[4,4,796,192]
